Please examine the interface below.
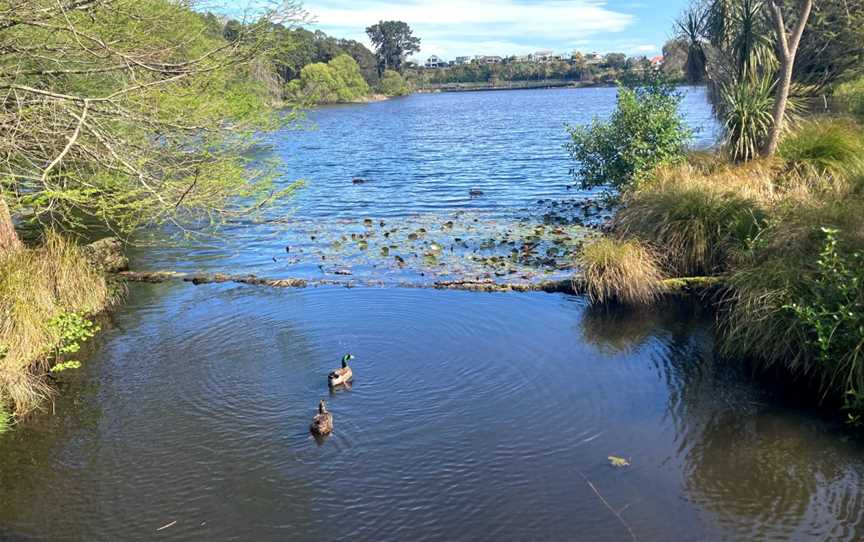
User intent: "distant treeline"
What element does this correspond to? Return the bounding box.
[218,19,413,103]
[408,50,690,88]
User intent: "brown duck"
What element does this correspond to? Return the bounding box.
[328,354,354,387]
[310,400,333,436]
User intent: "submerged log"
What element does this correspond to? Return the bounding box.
[114,269,724,298]
[117,271,187,283]
[660,276,726,294]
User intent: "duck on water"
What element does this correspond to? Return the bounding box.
[328,354,354,387]
[310,400,333,436]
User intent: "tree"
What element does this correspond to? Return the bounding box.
[365,21,421,75]
[0,0,304,254]
[285,54,370,104]
[676,8,707,84]
[662,39,689,79]
[762,0,813,157]
[379,70,411,96]
[604,53,628,70]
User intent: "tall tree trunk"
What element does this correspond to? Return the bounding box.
[0,198,22,255]
[762,0,813,157]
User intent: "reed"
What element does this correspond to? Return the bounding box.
[578,237,665,305]
[0,231,109,415]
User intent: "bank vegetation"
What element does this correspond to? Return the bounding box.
[0,0,305,424]
[571,0,864,423]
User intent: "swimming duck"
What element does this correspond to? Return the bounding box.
[328,354,354,387]
[310,400,333,436]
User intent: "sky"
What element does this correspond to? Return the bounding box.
[300,0,692,61]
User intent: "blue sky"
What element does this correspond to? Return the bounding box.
[301,0,691,60]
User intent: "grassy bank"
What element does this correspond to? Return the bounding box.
[580,118,864,423]
[0,233,113,418]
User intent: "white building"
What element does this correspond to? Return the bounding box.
[425,55,446,69]
[534,49,555,62]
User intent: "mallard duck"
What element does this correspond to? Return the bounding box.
[310,400,333,436]
[328,354,354,387]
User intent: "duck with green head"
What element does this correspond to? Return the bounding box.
[328,354,354,387]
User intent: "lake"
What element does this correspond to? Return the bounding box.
[2,88,863,541]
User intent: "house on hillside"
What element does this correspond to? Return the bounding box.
[534,49,554,62]
[585,52,603,65]
[650,55,664,69]
[425,55,446,69]
[454,56,472,65]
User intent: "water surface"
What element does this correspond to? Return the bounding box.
[1,285,862,540]
[3,89,862,541]
[133,87,720,285]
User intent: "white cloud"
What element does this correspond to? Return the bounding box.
[632,44,658,53]
[306,0,635,58]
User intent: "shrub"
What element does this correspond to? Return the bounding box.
[779,120,864,180]
[286,54,370,105]
[578,237,665,305]
[566,79,692,193]
[0,232,109,414]
[722,199,864,421]
[379,70,411,96]
[616,168,766,276]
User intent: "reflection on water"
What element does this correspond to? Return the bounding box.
[1,284,862,541]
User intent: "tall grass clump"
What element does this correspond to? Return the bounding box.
[578,237,665,305]
[0,403,10,434]
[616,166,767,276]
[722,197,864,420]
[778,119,864,180]
[0,231,109,415]
[834,78,864,117]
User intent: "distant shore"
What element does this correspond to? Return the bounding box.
[415,80,615,94]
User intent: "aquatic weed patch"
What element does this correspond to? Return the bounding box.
[277,207,597,285]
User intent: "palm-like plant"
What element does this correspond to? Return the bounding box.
[721,76,776,162]
[676,7,708,84]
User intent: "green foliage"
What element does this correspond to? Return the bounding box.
[0,404,9,434]
[411,53,657,87]
[1,0,301,241]
[779,120,864,179]
[50,361,83,374]
[0,232,109,414]
[720,77,775,162]
[834,78,864,117]
[286,54,371,104]
[48,313,99,358]
[784,229,864,421]
[566,80,692,192]
[617,173,766,276]
[366,21,421,74]
[379,70,411,96]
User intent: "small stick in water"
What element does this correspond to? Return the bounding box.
[156,521,177,531]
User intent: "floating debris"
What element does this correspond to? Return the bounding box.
[608,456,631,468]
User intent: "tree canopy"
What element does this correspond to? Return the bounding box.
[0,0,304,246]
[286,54,371,104]
[366,21,421,75]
